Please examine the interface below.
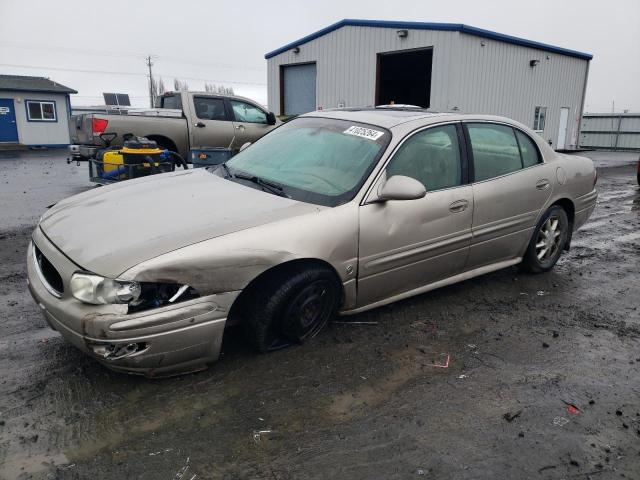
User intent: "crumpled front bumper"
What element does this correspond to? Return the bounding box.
[27,228,239,377]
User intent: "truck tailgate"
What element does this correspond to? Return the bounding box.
[71,114,97,145]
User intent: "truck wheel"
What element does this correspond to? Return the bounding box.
[521,205,569,273]
[241,267,340,353]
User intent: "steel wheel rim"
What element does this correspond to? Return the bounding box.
[281,280,335,342]
[535,215,563,262]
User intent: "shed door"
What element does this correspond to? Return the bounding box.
[282,63,316,116]
[0,99,19,143]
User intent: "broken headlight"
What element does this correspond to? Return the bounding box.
[70,273,198,309]
[70,273,141,305]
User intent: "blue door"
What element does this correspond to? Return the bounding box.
[0,98,19,142]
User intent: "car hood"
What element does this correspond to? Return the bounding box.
[39,169,321,278]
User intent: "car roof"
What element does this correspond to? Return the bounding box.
[302,108,527,130]
[303,108,452,128]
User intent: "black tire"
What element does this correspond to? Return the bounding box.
[241,267,340,353]
[521,205,569,273]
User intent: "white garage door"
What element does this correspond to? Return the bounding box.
[283,63,316,116]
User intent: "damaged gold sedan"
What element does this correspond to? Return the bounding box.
[27,109,597,376]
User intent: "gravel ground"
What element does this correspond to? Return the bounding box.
[0,149,638,480]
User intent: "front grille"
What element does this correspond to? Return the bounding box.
[33,244,64,297]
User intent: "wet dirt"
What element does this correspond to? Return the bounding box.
[0,150,638,479]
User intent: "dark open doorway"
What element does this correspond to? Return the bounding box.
[375,48,432,108]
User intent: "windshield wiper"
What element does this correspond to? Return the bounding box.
[233,172,289,198]
[218,162,233,178]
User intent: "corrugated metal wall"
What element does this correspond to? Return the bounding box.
[454,34,588,149]
[267,25,589,149]
[580,114,640,150]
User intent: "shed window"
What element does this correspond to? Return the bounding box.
[26,101,57,122]
[533,107,546,131]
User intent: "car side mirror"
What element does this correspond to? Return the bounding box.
[377,175,427,201]
[266,112,277,125]
[239,142,251,152]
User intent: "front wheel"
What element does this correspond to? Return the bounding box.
[521,206,569,273]
[241,267,340,353]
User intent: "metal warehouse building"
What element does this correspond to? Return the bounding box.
[0,75,76,148]
[265,19,592,150]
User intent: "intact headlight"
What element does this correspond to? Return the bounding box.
[70,273,141,305]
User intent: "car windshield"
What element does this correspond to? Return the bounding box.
[224,117,391,206]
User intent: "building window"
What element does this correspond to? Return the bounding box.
[26,100,57,122]
[533,106,546,131]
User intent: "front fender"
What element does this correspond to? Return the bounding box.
[122,246,300,295]
[119,203,361,301]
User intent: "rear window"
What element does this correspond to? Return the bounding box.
[161,95,182,110]
[515,130,541,168]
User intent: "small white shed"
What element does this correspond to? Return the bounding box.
[0,75,76,148]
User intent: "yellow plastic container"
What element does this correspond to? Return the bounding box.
[102,150,125,173]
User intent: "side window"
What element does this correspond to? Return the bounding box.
[193,97,227,121]
[231,100,267,124]
[386,124,462,191]
[515,130,541,168]
[467,123,522,182]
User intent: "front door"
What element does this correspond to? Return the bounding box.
[0,99,19,143]
[557,107,569,149]
[464,122,553,268]
[357,123,473,307]
[228,99,274,149]
[190,95,235,149]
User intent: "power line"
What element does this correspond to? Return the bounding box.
[0,63,267,86]
[0,42,265,72]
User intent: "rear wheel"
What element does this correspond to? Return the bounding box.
[521,206,569,273]
[241,267,340,352]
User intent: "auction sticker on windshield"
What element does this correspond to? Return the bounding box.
[343,126,384,141]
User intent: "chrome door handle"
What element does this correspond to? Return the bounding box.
[195,122,205,128]
[235,124,245,130]
[536,179,550,190]
[449,199,469,213]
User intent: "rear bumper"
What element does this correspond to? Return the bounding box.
[68,144,99,160]
[574,188,598,230]
[27,229,239,377]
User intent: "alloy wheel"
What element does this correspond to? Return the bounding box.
[535,215,562,261]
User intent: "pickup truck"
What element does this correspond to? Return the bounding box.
[69,91,278,160]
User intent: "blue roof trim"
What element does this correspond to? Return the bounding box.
[264,19,593,61]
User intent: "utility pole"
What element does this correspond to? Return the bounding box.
[145,54,158,108]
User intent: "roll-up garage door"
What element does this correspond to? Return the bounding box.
[282,63,316,116]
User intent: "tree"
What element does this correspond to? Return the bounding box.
[204,83,234,95]
[150,77,166,106]
[173,78,189,91]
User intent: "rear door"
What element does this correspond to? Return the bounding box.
[189,95,235,148]
[464,122,553,268]
[357,123,473,307]
[228,99,274,149]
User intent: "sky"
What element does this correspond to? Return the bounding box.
[1,0,638,112]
